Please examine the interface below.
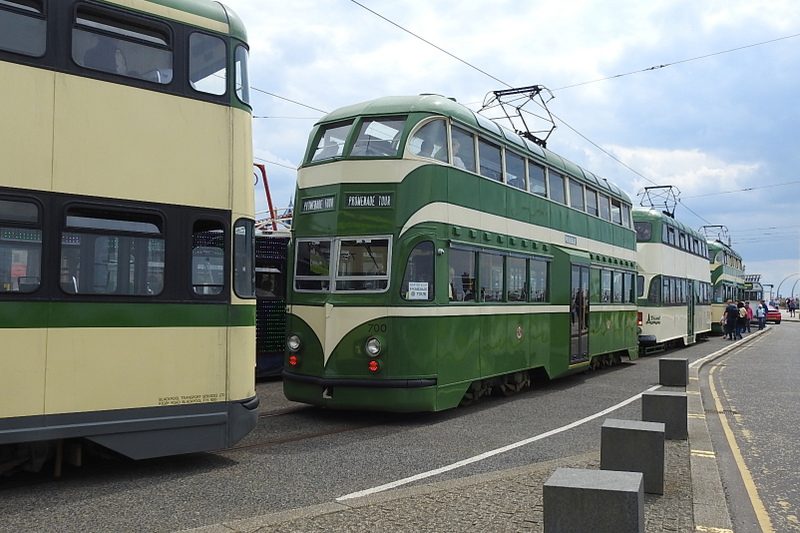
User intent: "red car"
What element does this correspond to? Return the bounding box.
[752,306,782,324]
[766,306,782,324]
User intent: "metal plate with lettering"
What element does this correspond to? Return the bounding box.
[301,195,336,213]
[345,193,393,208]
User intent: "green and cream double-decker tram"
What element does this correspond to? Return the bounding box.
[0,0,257,471]
[283,95,638,412]
[633,209,712,349]
[707,240,746,333]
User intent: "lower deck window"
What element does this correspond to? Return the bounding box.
[61,209,165,295]
[191,221,224,296]
[401,241,434,300]
[0,198,42,293]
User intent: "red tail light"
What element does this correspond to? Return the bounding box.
[368,360,380,373]
[637,312,643,327]
[288,355,299,367]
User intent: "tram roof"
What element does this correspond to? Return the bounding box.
[318,94,632,203]
[707,239,742,259]
[126,0,248,41]
[631,208,705,238]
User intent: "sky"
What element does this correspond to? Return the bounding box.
[222,0,800,297]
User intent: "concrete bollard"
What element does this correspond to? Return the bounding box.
[659,357,689,387]
[642,390,688,440]
[544,467,644,533]
[601,418,665,494]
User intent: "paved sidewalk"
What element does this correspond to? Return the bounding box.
[186,333,779,533]
[188,444,691,533]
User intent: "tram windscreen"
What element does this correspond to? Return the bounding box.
[294,240,331,291]
[335,238,390,291]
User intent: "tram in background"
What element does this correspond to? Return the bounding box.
[282,94,638,412]
[707,239,746,333]
[0,0,257,473]
[255,231,289,378]
[633,208,712,351]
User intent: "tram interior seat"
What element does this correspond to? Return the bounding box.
[17,277,39,293]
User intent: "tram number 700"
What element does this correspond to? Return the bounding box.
[368,322,388,334]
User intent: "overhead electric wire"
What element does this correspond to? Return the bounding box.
[345,0,718,225]
[256,2,792,227]
[254,155,297,171]
[250,85,329,114]
[552,32,800,91]
[682,180,800,199]
[347,0,512,89]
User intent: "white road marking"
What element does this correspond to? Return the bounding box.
[336,384,662,501]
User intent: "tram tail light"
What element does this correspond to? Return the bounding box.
[637,312,643,327]
[288,354,299,367]
[368,360,380,373]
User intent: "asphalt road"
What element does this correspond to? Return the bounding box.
[701,320,800,533]
[0,334,751,532]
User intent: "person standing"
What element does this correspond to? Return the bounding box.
[745,301,753,333]
[723,299,738,340]
[735,301,746,339]
[758,300,768,330]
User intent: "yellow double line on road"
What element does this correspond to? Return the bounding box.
[708,351,775,533]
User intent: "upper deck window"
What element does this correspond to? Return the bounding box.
[72,5,173,84]
[568,179,585,211]
[598,193,611,221]
[0,0,45,57]
[190,32,226,95]
[235,45,250,105]
[506,151,525,190]
[634,221,652,241]
[548,171,566,204]
[451,126,476,172]
[586,188,598,216]
[610,198,622,224]
[478,138,501,181]
[351,116,406,157]
[529,162,546,196]
[408,118,448,162]
[310,121,353,162]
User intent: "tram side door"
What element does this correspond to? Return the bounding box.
[570,265,590,363]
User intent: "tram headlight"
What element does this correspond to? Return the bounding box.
[365,337,382,357]
[287,334,301,353]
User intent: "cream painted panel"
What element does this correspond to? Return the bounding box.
[290,304,570,367]
[298,160,427,189]
[0,330,46,418]
[100,0,229,32]
[401,202,637,262]
[232,110,254,217]
[52,74,230,209]
[227,325,255,401]
[0,63,54,191]
[44,328,226,414]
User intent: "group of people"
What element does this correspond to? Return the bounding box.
[722,299,771,339]
[787,297,797,317]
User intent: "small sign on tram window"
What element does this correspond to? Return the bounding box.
[301,195,335,213]
[407,282,429,300]
[345,193,393,208]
